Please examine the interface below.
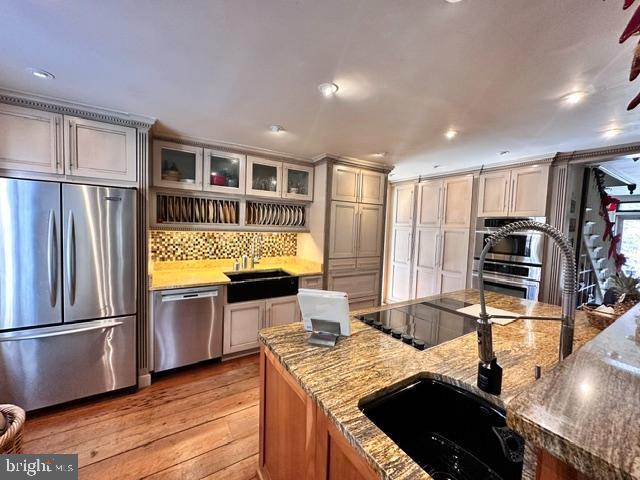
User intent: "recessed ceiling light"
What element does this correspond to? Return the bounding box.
[318,82,339,97]
[444,129,458,140]
[269,124,285,134]
[562,91,588,106]
[371,152,387,158]
[445,0,463,3]
[603,127,623,139]
[28,68,55,80]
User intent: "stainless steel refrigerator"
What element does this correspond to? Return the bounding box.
[0,178,137,411]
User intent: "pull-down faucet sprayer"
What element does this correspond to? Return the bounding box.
[476,221,577,395]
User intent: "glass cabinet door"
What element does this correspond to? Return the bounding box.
[283,163,314,201]
[203,149,246,195]
[246,156,282,198]
[152,140,203,190]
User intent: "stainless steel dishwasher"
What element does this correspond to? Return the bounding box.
[153,286,222,372]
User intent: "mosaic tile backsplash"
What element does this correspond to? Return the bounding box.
[149,230,297,262]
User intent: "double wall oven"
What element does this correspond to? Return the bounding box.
[472,217,545,300]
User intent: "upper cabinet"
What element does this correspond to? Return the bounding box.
[477,170,510,217]
[332,165,360,202]
[0,104,63,175]
[391,183,415,226]
[65,116,137,182]
[359,170,386,204]
[153,140,203,191]
[283,163,313,201]
[152,143,313,201]
[0,105,137,183]
[331,165,385,205]
[246,156,282,198]
[477,165,549,217]
[509,165,550,217]
[203,148,245,195]
[416,175,473,228]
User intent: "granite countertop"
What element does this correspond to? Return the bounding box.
[508,303,640,480]
[258,289,601,480]
[148,256,323,290]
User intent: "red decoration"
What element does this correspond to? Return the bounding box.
[616,0,640,108]
[593,169,626,272]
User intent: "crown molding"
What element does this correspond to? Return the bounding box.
[0,87,156,130]
[389,154,555,184]
[556,141,640,164]
[152,130,313,164]
[313,153,394,173]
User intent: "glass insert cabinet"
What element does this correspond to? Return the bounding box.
[152,140,313,201]
[246,156,283,198]
[283,164,314,201]
[152,141,204,191]
[204,149,246,195]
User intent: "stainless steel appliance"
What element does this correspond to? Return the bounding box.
[153,286,222,372]
[0,178,137,411]
[474,217,545,264]
[473,217,545,301]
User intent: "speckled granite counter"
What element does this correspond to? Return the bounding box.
[508,303,640,480]
[149,256,322,290]
[259,290,600,479]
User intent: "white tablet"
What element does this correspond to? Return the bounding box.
[297,289,351,336]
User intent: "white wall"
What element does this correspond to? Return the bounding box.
[297,162,327,263]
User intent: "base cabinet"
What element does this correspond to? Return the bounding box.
[224,296,299,356]
[259,346,378,480]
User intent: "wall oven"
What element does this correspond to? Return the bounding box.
[474,217,545,264]
[473,217,545,301]
[471,260,541,300]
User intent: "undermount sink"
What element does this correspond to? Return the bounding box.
[225,269,298,303]
[359,376,524,480]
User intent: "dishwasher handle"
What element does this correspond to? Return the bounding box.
[161,289,219,302]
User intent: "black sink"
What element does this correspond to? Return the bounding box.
[225,269,299,303]
[359,377,524,480]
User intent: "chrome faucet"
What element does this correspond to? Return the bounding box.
[476,221,577,395]
[250,236,262,269]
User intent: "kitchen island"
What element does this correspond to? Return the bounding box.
[257,289,619,480]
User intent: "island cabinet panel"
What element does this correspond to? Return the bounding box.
[260,346,316,480]
[259,346,379,480]
[536,450,592,480]
[315,406,379,480]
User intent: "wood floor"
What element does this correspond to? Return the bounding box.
[23,354,261,480]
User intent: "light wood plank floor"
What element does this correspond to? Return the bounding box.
[23,354,260,480]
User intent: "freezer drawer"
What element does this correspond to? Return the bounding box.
[153,287,222,372]
[0,316,136,411]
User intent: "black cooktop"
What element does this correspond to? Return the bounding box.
[356,300,477,351]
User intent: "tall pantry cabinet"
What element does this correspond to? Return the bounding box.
[325,163,389,310]
[385,175,474,303]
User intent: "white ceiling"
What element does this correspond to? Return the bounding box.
[1,0,639,178]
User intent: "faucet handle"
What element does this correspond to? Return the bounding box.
[534,365,542,380]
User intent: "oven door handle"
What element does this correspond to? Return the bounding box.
[472,272,539,287]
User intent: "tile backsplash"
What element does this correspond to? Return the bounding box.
[149,230,297,262]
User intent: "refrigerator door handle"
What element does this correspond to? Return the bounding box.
[65,210,76,305]
[0,320,124,342]
[47,210,58,307]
